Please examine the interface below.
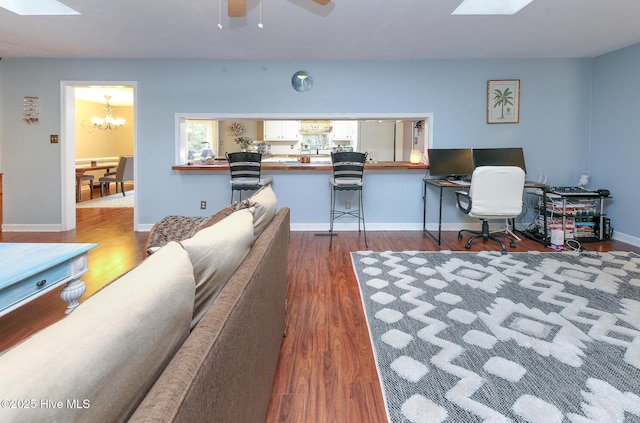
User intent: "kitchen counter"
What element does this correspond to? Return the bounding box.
[172,161,427,172]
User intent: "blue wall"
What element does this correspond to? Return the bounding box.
[1,56,628,237]
[591,43,640,245]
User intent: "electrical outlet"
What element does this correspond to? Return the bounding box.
[345,200,351,209]
[200,201,207,210]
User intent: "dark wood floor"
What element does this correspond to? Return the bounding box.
[1,208,638,422]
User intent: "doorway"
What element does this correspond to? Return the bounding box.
[60,81,137,231]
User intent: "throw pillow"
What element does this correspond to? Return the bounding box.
[144,215,206,257]
[179,207,255,328]
[247,184,278,241]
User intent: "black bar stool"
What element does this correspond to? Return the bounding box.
[226,152,272,203]
[328,151,368,249]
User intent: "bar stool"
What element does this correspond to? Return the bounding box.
[328,151,368,249]
[226,152,273,203]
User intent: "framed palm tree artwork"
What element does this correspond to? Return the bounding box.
[487,79,520,124]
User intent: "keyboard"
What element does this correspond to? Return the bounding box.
[450,180,471,186]
[549,186,595,196]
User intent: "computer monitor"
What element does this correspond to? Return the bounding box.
[427,148,474,179]
[472,147,527,173]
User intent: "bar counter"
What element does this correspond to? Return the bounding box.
[167,160,428,232]
[172,161,427,172]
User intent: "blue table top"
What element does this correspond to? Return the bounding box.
[0,243,98,289]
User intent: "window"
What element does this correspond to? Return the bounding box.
[177,118,219,165]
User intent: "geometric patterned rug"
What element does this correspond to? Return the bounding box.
[350,250,640,423]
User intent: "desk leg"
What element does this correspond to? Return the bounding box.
[422,179,427,231]
[60,254,89,314]
[423,184,443,245]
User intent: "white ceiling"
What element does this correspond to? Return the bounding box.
[1,0,640,60]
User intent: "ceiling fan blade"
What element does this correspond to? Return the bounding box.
[228,0,246,17]
[313,0,332,4]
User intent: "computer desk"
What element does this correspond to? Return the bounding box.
[422,177,547,245]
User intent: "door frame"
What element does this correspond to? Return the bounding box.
[60,81,138,231]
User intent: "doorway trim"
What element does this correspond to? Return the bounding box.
[60,81,138,231]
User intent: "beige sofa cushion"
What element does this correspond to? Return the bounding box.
[237,184,277,241]
[180,207,255,328]
[0,241,195,423]
[185,203,237,238]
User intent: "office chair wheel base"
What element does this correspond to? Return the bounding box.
[464,243,471,250]
[458,233,463,240]
[510,241,516,248]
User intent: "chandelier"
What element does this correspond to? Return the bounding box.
[90,95,125,131]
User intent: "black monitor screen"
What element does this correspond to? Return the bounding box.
[472,147,526,173]
[427,148,474,179]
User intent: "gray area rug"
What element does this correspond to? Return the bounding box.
[351,250,640,423]
[76,190,134,208]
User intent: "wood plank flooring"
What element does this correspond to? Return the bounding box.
[1,208,638,422]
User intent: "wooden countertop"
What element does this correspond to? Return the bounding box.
[172,161,427,172]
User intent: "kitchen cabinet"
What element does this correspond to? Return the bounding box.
[331,120,356,141]
[263,120,300,141]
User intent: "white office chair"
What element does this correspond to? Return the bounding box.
[455,166,525,254]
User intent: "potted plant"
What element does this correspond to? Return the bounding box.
[235,136,253,151]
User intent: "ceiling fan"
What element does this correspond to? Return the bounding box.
[228,0,331,17]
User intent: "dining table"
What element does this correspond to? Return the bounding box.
[75,163,118,202]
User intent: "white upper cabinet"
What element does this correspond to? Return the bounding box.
[264,120,300,141]
[331,121,356,140]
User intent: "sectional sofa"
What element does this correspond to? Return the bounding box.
[0,186,290,422]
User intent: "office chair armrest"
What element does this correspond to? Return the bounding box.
[455,190,472,214]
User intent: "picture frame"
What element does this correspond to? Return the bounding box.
[487,79,520,124]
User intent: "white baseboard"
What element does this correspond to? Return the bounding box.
[8,220,639,249]
[1,223,64,232]
[611,231,640,248]
[290,222,482,232]
[136,223,154,232]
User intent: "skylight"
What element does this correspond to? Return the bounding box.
[0,0,80,15]
[452,0,535,15]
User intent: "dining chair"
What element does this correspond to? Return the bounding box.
[76,174,94,202]
[98,156,134,197]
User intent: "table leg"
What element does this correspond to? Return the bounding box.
[60,279,87,314]
[75,171,84,203]
[59,252,89,314]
